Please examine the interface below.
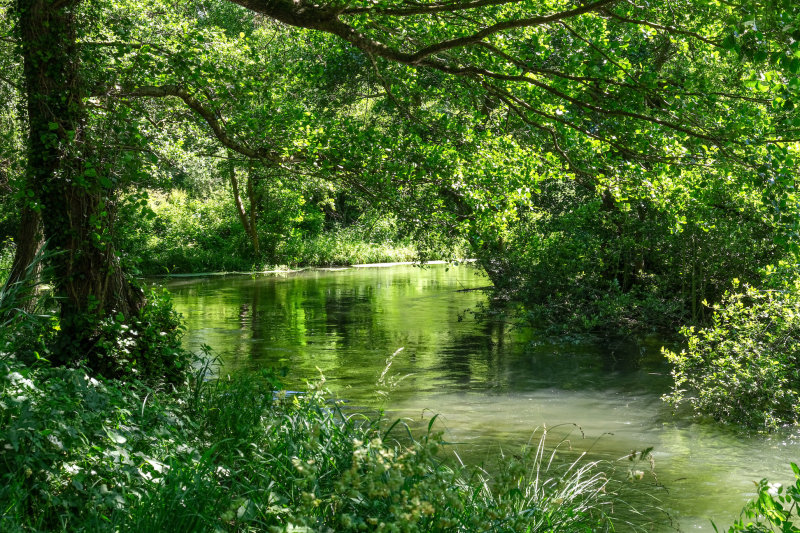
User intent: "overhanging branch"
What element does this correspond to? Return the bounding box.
[118,84,293,165]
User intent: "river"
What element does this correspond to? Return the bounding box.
[166,263,800,531]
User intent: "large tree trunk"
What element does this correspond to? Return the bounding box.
[16,0,143,364]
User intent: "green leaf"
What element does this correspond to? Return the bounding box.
[721,34,736,50]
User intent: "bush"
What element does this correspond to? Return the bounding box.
[475,173,780,338]
[87,288,191,383]
[663,280,800,430]
[116,189,253,274]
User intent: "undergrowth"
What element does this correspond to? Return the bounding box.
[116,189,425,274]
[0,350,670,532]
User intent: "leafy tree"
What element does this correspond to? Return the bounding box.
[5,0,798,369]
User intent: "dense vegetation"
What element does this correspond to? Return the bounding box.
[2,0,800,529]
[0,358,660,531]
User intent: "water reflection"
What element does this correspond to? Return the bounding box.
[166,264,800,532]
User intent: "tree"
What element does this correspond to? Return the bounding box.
[6,0,798,366]
[13,0,144,362]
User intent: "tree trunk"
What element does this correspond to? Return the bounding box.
[7,206,43,288]
[228,158,260,256]
[16,0,143,364]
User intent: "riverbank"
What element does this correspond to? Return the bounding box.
[113,188,469,275]
[0,351,663,532]
[148,259,477,278]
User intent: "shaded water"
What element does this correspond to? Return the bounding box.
[167,264,800,531]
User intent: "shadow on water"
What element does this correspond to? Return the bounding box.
[165,264,800,532]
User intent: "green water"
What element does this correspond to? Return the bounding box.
[166,264,800,531]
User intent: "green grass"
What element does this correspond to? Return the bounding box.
[277,224,418,267]
[0,238,14,287]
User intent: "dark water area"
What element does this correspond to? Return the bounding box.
[165,264,800,531]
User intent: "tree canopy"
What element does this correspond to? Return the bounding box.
[2,0,799,363]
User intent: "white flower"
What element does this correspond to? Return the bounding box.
[767,482,782,497]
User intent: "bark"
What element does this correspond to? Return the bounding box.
[228,159,260,256]
[7,207,42,287]
[16,0,143,363]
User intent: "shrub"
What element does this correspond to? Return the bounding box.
[87,288,191,383]
[663,280,800,430]
[474,174,780,338]
[117,189,253,274]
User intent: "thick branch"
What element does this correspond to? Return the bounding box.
[344,0,523,16]
[404,0,618,63]
[229,0,616,65]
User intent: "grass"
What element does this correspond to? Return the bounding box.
[276,225,419,267]
[0,238,14,287]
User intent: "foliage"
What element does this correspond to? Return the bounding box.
[117,188,423,273]
[663,278,800,430]
[0,355,664,532]
[479,164,781,337]
[87,288,191,383]
[1,247,189,383]
[721,463,800,533]
[117,189,252,274]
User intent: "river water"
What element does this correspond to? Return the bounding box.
[166,263,799,531]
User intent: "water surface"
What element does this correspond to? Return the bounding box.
[167,264,800,531]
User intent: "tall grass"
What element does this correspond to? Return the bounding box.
[0,238,13,287]
[0,245,59,364]
[277,224,419,267]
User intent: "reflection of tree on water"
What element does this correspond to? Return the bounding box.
[432,317,669,394]
[323,289,388,351]
[169,266,500,393]
[433,317,508,388]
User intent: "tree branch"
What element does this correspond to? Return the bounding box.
[118,84,292,165]
[404,0,618,63]
[343,0,524,16]
[602,9,721,47]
